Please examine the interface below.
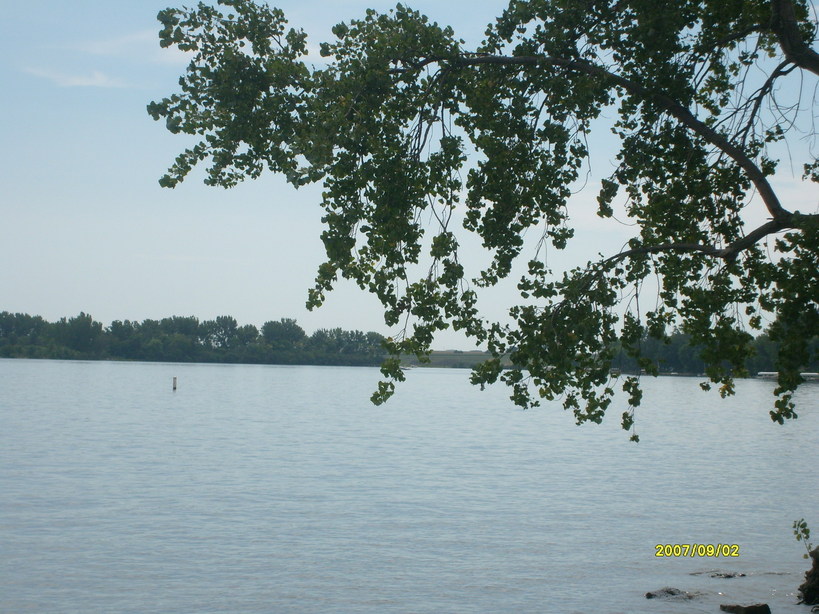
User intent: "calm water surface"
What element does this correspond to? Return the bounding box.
[1,358,817,613]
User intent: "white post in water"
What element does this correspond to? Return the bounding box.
[172,376,177,391]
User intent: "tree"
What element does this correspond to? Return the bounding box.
[236,323,260,346]
[200,315,240,349]
[160,315,201,337]
[54,312,104,355]
[149,0,818,439]
[107,319,141,358]
[0,312,48,348]
[261,317,307,349]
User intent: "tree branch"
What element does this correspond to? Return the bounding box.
[770,0,819,77]
[443,53,792,221]
[733,60,796,145]
[386,28,819,257]
[598,212,816,266]
[601,243,721,266]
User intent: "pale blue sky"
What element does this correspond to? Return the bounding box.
[0,0,505,348]
[1,1,815,349]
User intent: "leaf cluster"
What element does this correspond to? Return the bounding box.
[150,0,819,438]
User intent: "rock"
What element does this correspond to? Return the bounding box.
[689,570,746,578]
[645,587,694,599]
[719,605,771,614]
[799,547,819,605]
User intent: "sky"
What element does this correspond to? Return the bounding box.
[1,1,816,350]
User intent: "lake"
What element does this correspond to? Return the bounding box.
[1,358,816,613]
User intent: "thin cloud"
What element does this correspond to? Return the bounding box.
[73,28,320,68]
[74,30,155,55]
[24,67,129,88]
[72,29,192,66]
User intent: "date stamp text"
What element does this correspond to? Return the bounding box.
[655,544,740,557]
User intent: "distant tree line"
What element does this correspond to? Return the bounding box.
[0,311,386,366]
[1,311,815,375]
[609,330,817,376]
[411,333,815,376]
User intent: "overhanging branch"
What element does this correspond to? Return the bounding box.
[771,0,819,77]
[598,212,815,266]
[601,242,721,265]
[443,53,792,221]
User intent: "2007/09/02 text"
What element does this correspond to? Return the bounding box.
[655,544,740,557]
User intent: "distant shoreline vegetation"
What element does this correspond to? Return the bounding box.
[0,312,385,367]
[0,311,815,375]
